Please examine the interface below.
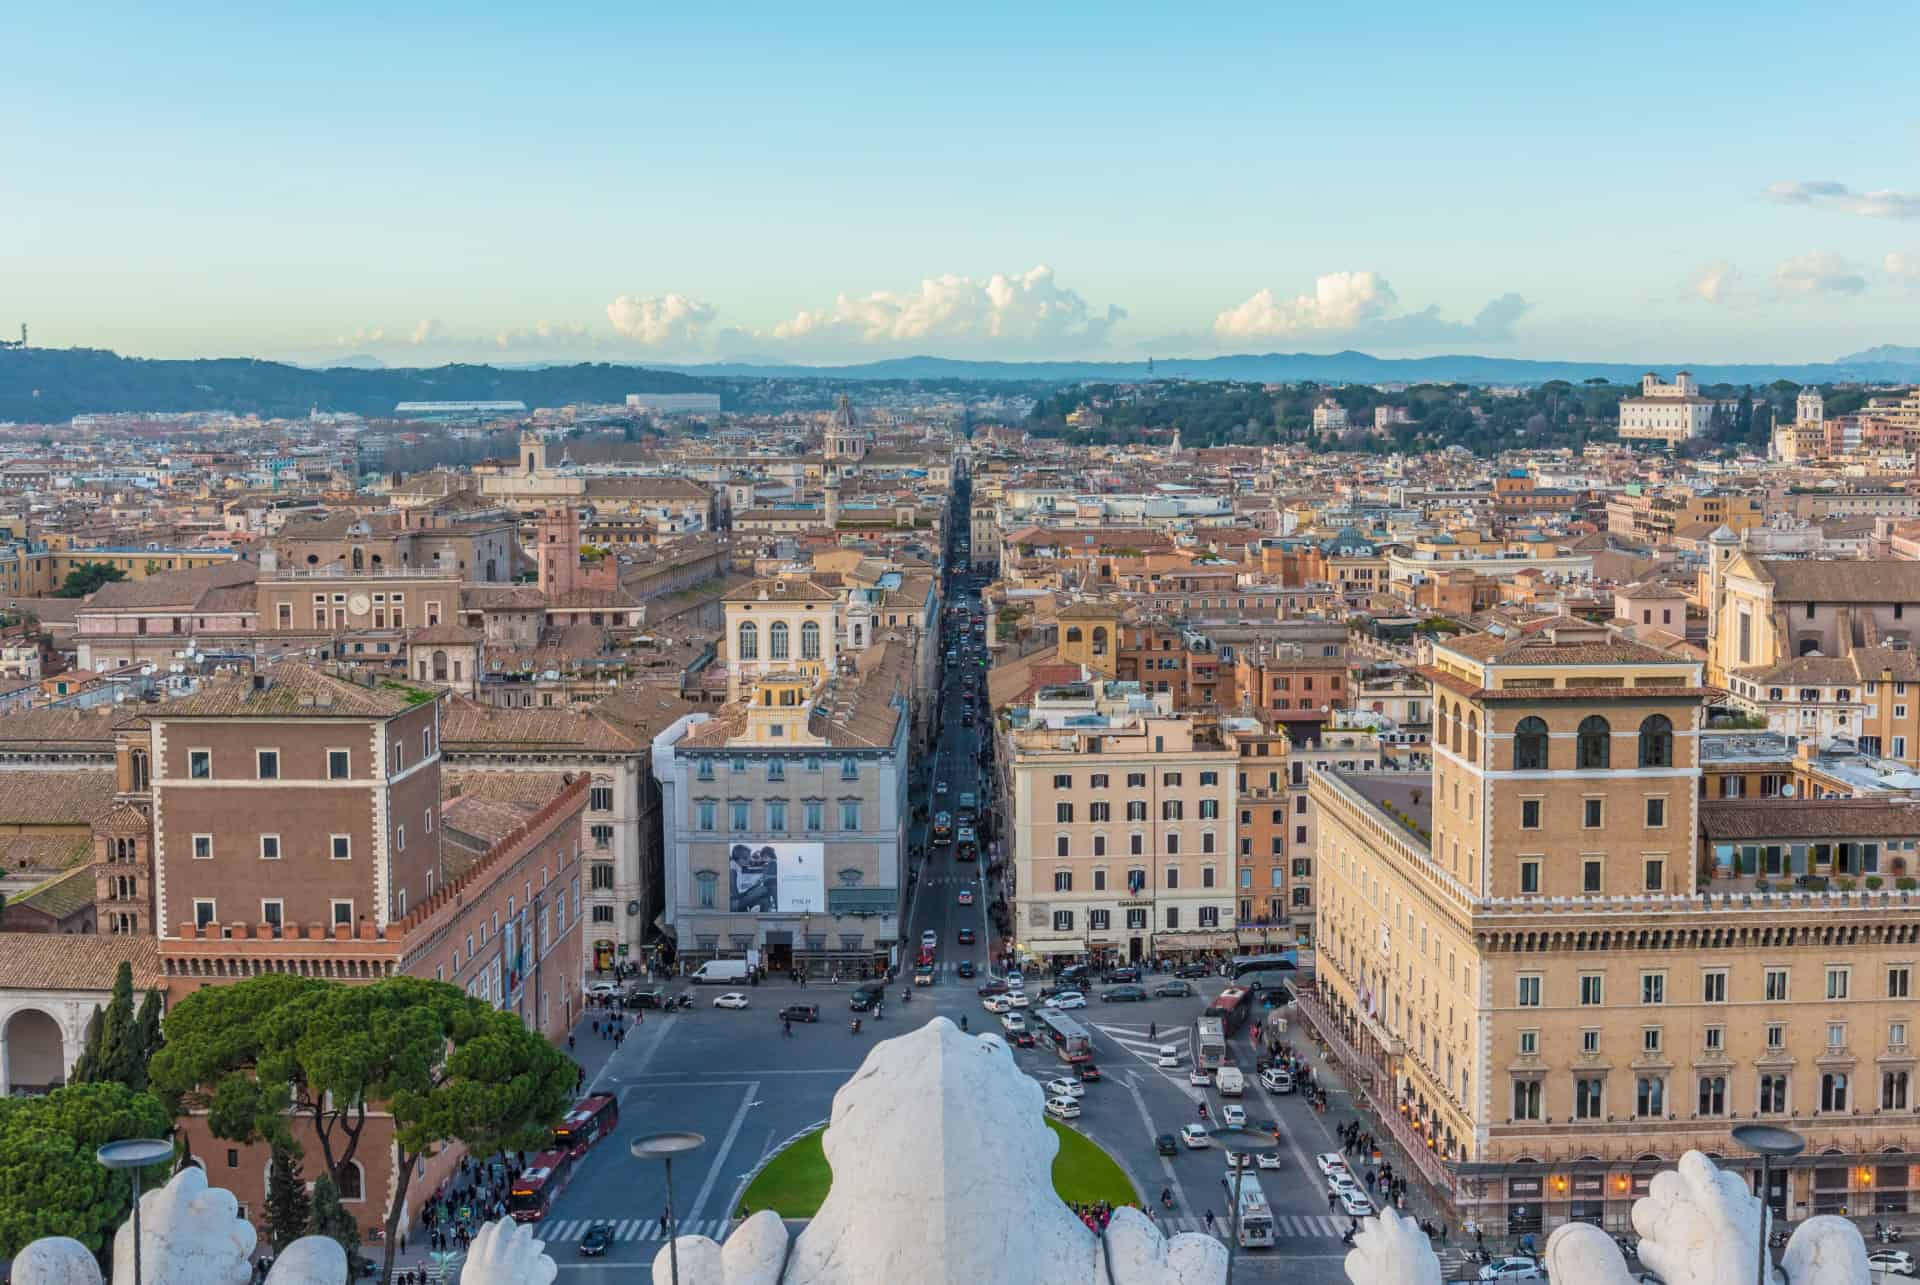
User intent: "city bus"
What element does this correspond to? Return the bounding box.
[508,1148,576,1222]
[553,1092,619,1158]
[1033,1009,1093,1063]
[1231,952,1299,982]
[1192,1015,1227,1071]
[1207,986,1256,1038]
[1221,1174,1276,1248]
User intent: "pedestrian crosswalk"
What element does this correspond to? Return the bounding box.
[1090,1021,1189,1061]
[532,1217,730,1244]
[1163,1213,1348,1240]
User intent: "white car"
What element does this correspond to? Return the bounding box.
[1223,1151,1254,1170]
[1220,1104,1247,1128]
[1044,1077,1085,1099]
[982,995,1012,1014]
[1327,1170,1362,1197]
[1315,1152,1350,1179]
[1045,992,1086,1010]
[1260,1068,1294,1094]
[1180,1124,1210,1148]
[1157,1049,1183,1069]
[921,930,938,949]
[936,780,950,795]
[1256,1152,1283,1170]
[1477,1258,1541,1282]
[1189,1069,1213,1086]
[1006,971,1025,988]
[1007,991,1032,1008]
[1045,1096,1081,1121]
[1001,1012,1027,1033]
[1869,1252,1916,1278]
[1339,1190,1375,1218]
[585,981,619,998]
[712,992,750,1010]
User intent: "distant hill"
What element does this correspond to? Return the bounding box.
[3,343,1916,423]
[0,348,716,422]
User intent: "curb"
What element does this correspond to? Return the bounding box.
[724,1117,831,1234]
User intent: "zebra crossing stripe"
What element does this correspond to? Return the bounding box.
[615,1219,637,1240]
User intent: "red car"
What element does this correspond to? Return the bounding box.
[916,947,936,968]
[1012,1030,1036,1048]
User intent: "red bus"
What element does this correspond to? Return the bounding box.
[554,1093,619,1158]
[1207,985,1256,1039]
[507,1148,575,1222]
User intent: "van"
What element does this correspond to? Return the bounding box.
[850,984,885,1011]
[690,959,749,985]
[1216,1066,1245,1097]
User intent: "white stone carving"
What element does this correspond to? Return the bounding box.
[657,1017,1228,1285]
[462,1218,559,1285]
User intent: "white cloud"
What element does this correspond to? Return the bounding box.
[770,265,1124,348]
[1888,252,1920,281]
[1211,271,1527,345]
[410,319,448,345]
[1689,260,1739,304]
[605,293,718,344]
[336,326,386,347]
[1766,180,1920,220]
[1775,252,1867,295]
[494,320,592,350]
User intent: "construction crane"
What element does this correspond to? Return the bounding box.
[0,324,26,350]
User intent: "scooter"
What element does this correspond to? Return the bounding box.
[850,1019,862,1035]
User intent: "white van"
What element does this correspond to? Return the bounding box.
[690,959,749,985]
[1216,1066,1246,1097]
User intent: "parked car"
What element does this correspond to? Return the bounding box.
[1869,1252,1917,1278]
[1154,980,1195,999]
[777,1004,819,1023]
[1339,1189,1376,1218]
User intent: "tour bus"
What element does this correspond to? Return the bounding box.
[1221,1175,1276,1248]
[1192,1015,1227,1071]
[508,1148,576,1222]
[553,1092,620,1158]
[1207,985,1257,1039]
[1033,1008,1093,1063]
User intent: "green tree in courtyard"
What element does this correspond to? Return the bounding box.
[309,1170,364,1275]
[263,1141,314,1254]
[0,1081,172,1258]
[54,561,127,598]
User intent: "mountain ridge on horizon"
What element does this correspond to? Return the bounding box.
[2,342,1916,422]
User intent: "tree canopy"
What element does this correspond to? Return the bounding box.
[0,1081,172,1257]
[54,561,128,599]
[150,974,576,1282]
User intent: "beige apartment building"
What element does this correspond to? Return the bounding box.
[1306,619,1920,1236]
[1003,682,1237,965]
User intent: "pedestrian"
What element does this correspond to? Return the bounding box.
[1204,1210,1216,1233]
[1149,1021,1156,1041]
[400,1233,407,1254]
[591,1018,600,1038]
[568,1034,575,1052]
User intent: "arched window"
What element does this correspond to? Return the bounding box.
[1821,1072,1849,1113]
[1066,627,1083,643]
[351,547,364,570]
[1092,626,1108,656]
[800,620,821,660]
[1577,716,1612,769]
[1639,715,1674,768]
[1466,711,1480,762]
[337,1160,365,1201]
[737,621,758,661]
[1513,717,1549,770]
[769,620,790,660]
[1436,700,1450,751]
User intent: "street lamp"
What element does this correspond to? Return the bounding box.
[1732,1124,1804,1285]
[633,1131,706,1285]
[97,1138,174,1285]
[1208,1125,1281,1285]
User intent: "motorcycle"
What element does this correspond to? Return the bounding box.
[850,1019,862,1035]
[1768,1229,1790,1250]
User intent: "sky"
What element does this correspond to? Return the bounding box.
[2,1,1917,367]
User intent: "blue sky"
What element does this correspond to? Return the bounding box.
[3,1,1917,365]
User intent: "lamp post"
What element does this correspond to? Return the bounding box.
[97,1138,174,1285]
[633,1131,706,1285]
[1208,1125,1281,1285]
[1732,1124,1804,1285]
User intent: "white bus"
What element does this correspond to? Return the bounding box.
[1193,1015,1227,1071]
[1221,1174,1275,1248]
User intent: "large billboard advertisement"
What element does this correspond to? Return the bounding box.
[728,841,827,914]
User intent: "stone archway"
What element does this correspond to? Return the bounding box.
[2,1007,70,1095]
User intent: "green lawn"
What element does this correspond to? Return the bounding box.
[739,1118,1137,1218]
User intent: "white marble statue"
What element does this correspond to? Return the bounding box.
[659,1017,1228,1285]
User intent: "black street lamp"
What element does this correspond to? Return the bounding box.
[632,1132,706,1285]
[97,1138,174,1285]
[1208,1125,1281,1285]
[1732,1123,1804,1285]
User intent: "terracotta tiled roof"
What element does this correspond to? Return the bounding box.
[409,623,484,645]
[80,560,254,611]
[1700,798,1920,841]
[159,662,430,718]
[12,864,98,920]
[0,931,160,991]
[94,804,151,838]
[1442,622,1684,667]
[1753,559,1920,604]
[0,769,117,826]
[0,705,120,749]
[440,698,646,752]
[0,834,95,872]
[722,576,839,605]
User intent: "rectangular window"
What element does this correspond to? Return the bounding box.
[1641,972,1666,1005]
[730,801,750,831]
[1581,1029,1600,1054]
[1643,1027,1662,1054]
[1056,802,1074,823]
[1702,971,1727,1003]
[1765,968,1789,1001]
[1827,968,1850,1000]
[1574,1078,1604,1120]
[697,801,717,831]
[1705,1026,1724,1051]
[1053,773,1073,789]
[1892,967,1912,999]
[1645,797,1666,828]
[1089,909,1110,931]
[1520,799,1541,829]
[332,900,353,928]
[1162,772,1182,787]
[1127,772,1146,788]
[1583,799,1603,829]
[840,757,859,781]
[1579,974,1604,1006]
[1643,859,1664,892]
[805,801,824,831]
[259,834,281,861]
[1053,910,1074,932]
[189,749,211,779]
[1583,859,1603,893]
[194,898,216,929]
[328,749,350,780]
[330,835,350,861]
[1517,975,1542,1007]
[192,834,213,860]
[841,801,860,830]
[1518,1030,1538,1055]
[261,899,283,932]
[1767,1023,1785,1049]
[1165,907,1180,929]
[591,786,614,811]
[592,822,616,846]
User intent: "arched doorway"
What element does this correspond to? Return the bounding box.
[2,1008,69,1094]
[432,650,449,682]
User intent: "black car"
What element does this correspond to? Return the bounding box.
[1176,963,1210,979]
[580,1223,613,1257]
[956,959,976,978]
[1154,980,1194,999]
[626,987,666,1008]
[850,985,884,1012]
[1155,1133,1179,1156]
[1104,966,1140,983]
[1077,1063,1102,1083]
[957,927,976,944]
[1101,985,1148,1003]
[779,1004,820,1023]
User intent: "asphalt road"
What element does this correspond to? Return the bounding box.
[511,579,1361,1283]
